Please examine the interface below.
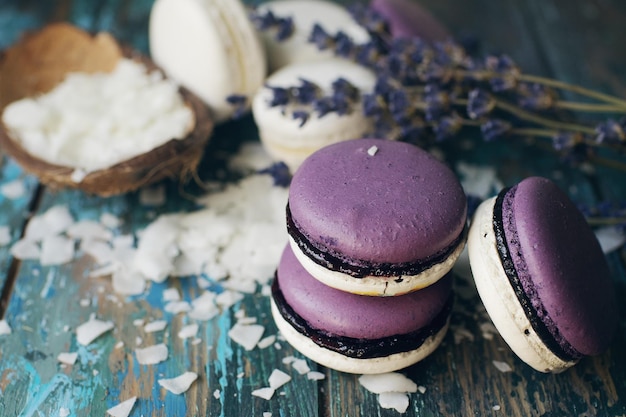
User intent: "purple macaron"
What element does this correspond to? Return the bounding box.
[271,245,453,373]
[468,176,618,372]
[369,0,449,42]
[287,138,467,296]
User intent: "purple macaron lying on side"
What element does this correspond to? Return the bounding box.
[271,245,453,374]
[287,138,467,296]
[468,176,618,373]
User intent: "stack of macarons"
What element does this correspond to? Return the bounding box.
[271,139,618,375]
[271,138,468,374]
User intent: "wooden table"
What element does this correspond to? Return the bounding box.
[0,0,625,416]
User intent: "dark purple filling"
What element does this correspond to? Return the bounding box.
[287,203,467,279]
[493,187,581,362]
[271,275,453,359]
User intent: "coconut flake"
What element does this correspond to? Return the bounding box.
[81,239,114,265]
[59,407,70,417]
[257,335,276,349]
[378,392,410,413]
[135,344,169,365]
[268,369,291,389]
[215,290,244,308]
[0,319,12,335]
[163,287,181,302]
[0,179,26,199]
[291,359,311,375]
[24,205,74,241]
[358,373,418,394]
[57,352,78,365]
[106,396,137,417]
[188,291,219,321]
[251,387,275,400]
[178,323,199,339]
[164,300,191,314]
[100,213,122,229]
[595,226,626,254]
[367,145,378,156]
[213,389,221,399]
[158,371,198,394]
[492,360,513,373]
[67,220,113,241]
[307,371,325,381]
[144,320,168,333]
[70,168,88,183]
[10,239,41,260]
[40,235,75,265]
[76,317,114,345]
[228,323,265,351]
[112,267,147,296]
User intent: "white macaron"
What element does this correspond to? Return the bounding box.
[255,0,370,73]
[252,58,376,172]
[149,0,266,123]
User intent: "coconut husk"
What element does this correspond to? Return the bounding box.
[0,23,213,197]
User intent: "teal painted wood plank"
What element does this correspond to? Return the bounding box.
[1,0,625,416]
[0,159,39,300]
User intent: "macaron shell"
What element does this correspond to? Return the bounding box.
[257,0,370,73]
[149,0,266,122]
[369,0,449,41]
[505,177,618,356]
[468,196,575,372]
[252,59,376,171]
[277,244,453,339]
[289,139,467,264]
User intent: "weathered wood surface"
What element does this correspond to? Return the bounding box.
[0,1,625,416]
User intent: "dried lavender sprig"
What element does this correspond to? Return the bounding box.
[251,5,626,159]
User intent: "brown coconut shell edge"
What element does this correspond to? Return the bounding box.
[0,22,214,197]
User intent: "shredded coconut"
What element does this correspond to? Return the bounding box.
[135,344,169,365]
[268,369,291,389]
[492,360,513,373]
[76,317,114,345]
[228,323,265,351]
[57,352,78,365]
[144,320,168,333]
[0,179,26,199]
[106,397,137,417]
[158,371,198,394]
[251,387,275,400]
[0,320,12,335]
[2,58,193,172]
[178,323,199,339]
[358,373,418,394]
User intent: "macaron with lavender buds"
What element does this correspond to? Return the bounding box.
[467,176,618,373]
[271,245,454,374]
[254,0,370,73]
[369,0,449,42]
[252,58,376,173]
[149,0,266,122]
[287,138,468,296]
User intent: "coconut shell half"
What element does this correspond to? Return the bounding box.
[0,23,213,197]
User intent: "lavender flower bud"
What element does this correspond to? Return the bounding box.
[480,119,511,141]
[595,119,626,144]
[466,88,495,119]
